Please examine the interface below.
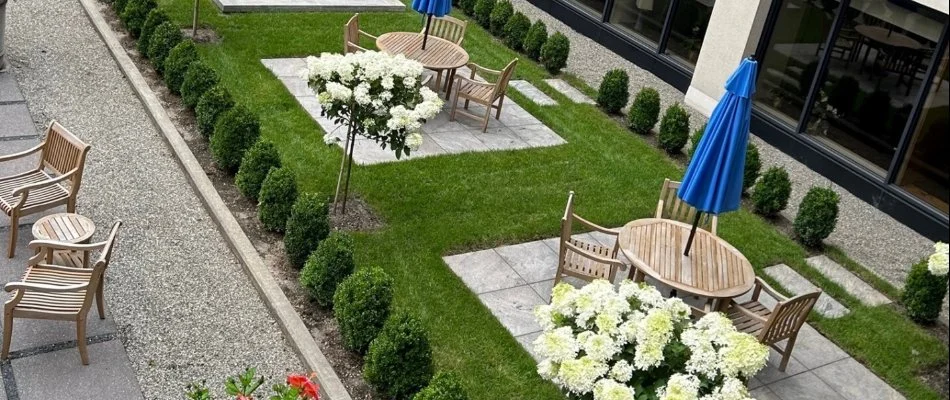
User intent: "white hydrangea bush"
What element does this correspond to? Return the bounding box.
[534,280,770,400]
[303,51,443,158]
[927,242,948,276]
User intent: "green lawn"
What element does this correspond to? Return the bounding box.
[157,2,947,398]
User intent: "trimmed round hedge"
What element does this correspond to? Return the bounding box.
[687,123,706,160]
[597,69,629,115]
[751,166,792,217]
[120,0,157,37]
[180,61,219,109]
[284,193,331,269]
[902,259,949,324]
[489,0,513,37]
[195,85,235,139]
[473,0,495,28]
[211,105,259,173]
[235,139,281,200]
[628,87,661,135]
[363,311,434,400]
[459,0,477,16]
[257,166,298,232]
[523,20,547,61]
[113,0,130,15]
[299,231,355,307]
[412,372,469,400]
[162,40,198,94]
[793,187,839,247]
[540,32,569,75]
[503,12,531,51]
[658,103,690,154]
[137,9,170,55]
[334,266,394,354]
[146,21,183,74]
[743,143,762,193]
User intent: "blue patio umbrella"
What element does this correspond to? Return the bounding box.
[412,0,452,50]
[678,56,758,256]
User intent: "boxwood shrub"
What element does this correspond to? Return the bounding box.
[628,87,661,135]
[523,20,547,61]
[540,32,569,75]
[902,259,949,324]
[658,103,690,154]
[235,139,281,200]
[503,12,531,51]
[257,167,298,232]
[334,267,394,354]
[687,123,706,160]
[120,0,157,37]
[473,0,495,29]
[459,0,477,16]
[195,85,235,138]
[162,40,198,94]
[299,231,355,307]
[744,143,762,193]
[211,105,260,173]
[113,0,130,15]
[364,311,434,399]
[284,193,331,269]
[137,8,169,55]
[793,186,839,247]
[596,69,629,115]
[751,166,792,217]
[489,0,513,37]
[412,372,469,400]
[147,21,183,74]
[180,61,219,109]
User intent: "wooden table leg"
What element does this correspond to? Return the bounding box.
[444,68,456,100]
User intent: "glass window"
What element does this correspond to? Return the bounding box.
[567,0,607,17]
[608,0,673,47]
[897,43,948,214]
[665,0,716,66]
[805,0,944,174]
[753,0,839,127]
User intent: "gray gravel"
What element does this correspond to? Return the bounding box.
[5,0,303,396]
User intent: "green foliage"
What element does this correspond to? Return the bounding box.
[523,20,547,61]
[596,69,629,114]
[146,21,183,74]
[364,312,434,400]
[181,61,220,108]
[163,40,199,94]
[743,143,762,193]
[540,32,569,74]
[211,105,260,173]
[137,9,170,55]
[334,267,394,354]
[503,12,531,51]
[284,193,331,269]
[658,103,690,154]
[113,0,130,16]
[473,0,496,28]
[627,87,661,135]
[489,0,513,36]
[299,231,355,307]
[412,372,469,400]
[235,139,281,200]
[752,166,792,217]
[257,167,298,232]
[459,0,478,16]
[902,260,949,324]
[120,0,157,37]
[195,85,235,138]
[687,123,706,160]
[793,187,839,247]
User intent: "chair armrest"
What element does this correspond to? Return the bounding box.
[572,214,619,236]
[30,263,96,273]
[4,281,89,293]
[28,239,107,253]
[0,143,44,163]
[753,277,787,303]
[655,200,664,218]
[729,302,770,325]
[359,30,377,40]
[12,169,76,196]
[466,62,502,79]
[564,241,624,266]
[453,76,495,91]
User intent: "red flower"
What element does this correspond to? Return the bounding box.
[287,374,320,399]
[236,396,253,400]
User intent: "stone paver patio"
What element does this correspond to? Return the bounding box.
[443,234,905,400]
[262,58,566,165]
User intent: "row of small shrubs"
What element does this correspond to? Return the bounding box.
[460,0,570,74]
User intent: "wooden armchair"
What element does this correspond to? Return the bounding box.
[656,178,718,236]
[3,221,121,365]
[724,278,820,372]
[421,16,467,90]
[450,59,518,132]
[344,13,377,54]
[0,121,90,257]
[555,191,626,285]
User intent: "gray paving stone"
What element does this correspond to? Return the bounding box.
[543,79,594,104]
[444,249,526,294]
[813,358,905,400]
[1,72,25,103]
[806,255,891,306]
[428,129,489,153]
[787,324,849,370]
[279,76,314,97]
[530,279,555,302]
[495,240,558,284]
[0,138,43,199]
[749,386,782,400]
[497,103,542,127]
[214,0,404,13]
[749,376,764,389]
[764,264,850,318]
[755,347,809,385]
[2,314,118,353]
[12,339,143,399]
[0,103,37,138]
[474,127,529,150]
[477,285,545,337]
[509,80,557,106]
[516,331,542,362]
[768,371,847,400]
[261,58,306,78]
[508,124,567,147]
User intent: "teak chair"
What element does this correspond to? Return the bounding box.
[344,13,377,54]
[656,178,718,236]
[2,221,122,365]
[420,16,467,91]
[724,278,820,372]
[0,121,91,258]
[450,59,518,132]
[555,191,626,286]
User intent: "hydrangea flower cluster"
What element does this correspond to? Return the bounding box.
[533,280,769,400]
[927,242,948,276]
[303,51,443,158]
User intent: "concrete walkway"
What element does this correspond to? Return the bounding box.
[3,0,302,397]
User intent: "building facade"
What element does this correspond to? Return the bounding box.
[526,0,950,240]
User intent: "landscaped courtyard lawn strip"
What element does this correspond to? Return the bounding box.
[156,1,946,399]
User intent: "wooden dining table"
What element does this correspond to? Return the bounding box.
[616,218,755,310]
[376,32,470,99]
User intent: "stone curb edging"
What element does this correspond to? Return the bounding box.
[77,1,351,399]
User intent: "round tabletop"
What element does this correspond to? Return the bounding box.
[376,32,470,71]
[855,25,922,50]
[616,218,755,299]
[32,213,96,244]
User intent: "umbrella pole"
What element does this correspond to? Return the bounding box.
[422,14,432,50]
[684,212,702,256]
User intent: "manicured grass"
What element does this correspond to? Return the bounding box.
[158,2,947,399]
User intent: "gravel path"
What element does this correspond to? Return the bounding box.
[5,0,303,396]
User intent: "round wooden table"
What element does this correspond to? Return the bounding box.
[32,213,96,268]
[616,218,754,310]
[376,32,469,99]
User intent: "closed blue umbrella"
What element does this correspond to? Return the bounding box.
[678,57,758,255]
[412,0,452,50]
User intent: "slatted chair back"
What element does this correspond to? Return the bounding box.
[556,191,624,284]
[492,59,518,101]
[40,122,91,192]
[758,291,820,344]
[424,16,467,45]
[83,221,123,307]
[655,178,718,235]
[344,14,362,54]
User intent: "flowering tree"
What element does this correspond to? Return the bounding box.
[533,280,769,400]
[303,51,443,213]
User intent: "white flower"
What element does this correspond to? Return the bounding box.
[550,283,577,316]
[325,82,352,102]
[609,360,633,382]
[534,326,579,362]
[583,332,620,362]
[694,312,736,346]
[557,356,609,394]
[381,76,394,90]
[406,132,423,151]
[634,308,674,370]
[681,327,718,379]
[593,379,635,400]
[534,304,557,331]
[717,377,751,400]
[718,331,769,378]
[657,373,700,400]
[323,134,341,145]
[353,82,371,105]
[538,359,559,380]
[402,76,416,87]
[928,242,949,276]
